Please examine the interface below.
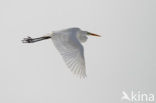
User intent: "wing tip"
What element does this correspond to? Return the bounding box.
[73,71,87,79]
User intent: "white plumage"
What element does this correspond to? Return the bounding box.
[22,28,100,78]
[52,28,87,78]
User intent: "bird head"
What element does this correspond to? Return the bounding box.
[77,30,101,43]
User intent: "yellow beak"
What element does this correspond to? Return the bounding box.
[87,32,101,37]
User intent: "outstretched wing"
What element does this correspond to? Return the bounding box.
[51,33,86,78]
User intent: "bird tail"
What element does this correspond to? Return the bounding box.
[22,36,51,43]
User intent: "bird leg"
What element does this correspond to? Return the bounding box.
[22,36,51,43]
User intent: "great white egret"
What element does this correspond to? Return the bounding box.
[22,28,100,78]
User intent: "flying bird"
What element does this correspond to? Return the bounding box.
[22,28,100,78]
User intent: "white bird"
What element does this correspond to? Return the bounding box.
[22,28,100,78]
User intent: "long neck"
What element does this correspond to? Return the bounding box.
[22,36,51,43]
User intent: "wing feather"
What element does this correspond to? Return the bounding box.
[51,33,86,78]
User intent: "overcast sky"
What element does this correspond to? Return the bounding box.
[0,0,156,103]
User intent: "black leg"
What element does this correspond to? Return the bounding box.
[22,36,51,43]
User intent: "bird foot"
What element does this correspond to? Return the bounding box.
[22,36,34,43]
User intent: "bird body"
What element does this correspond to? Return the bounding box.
[22,28,100,78]
[52,28,87,78]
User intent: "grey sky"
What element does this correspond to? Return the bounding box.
[0,0,155,103]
